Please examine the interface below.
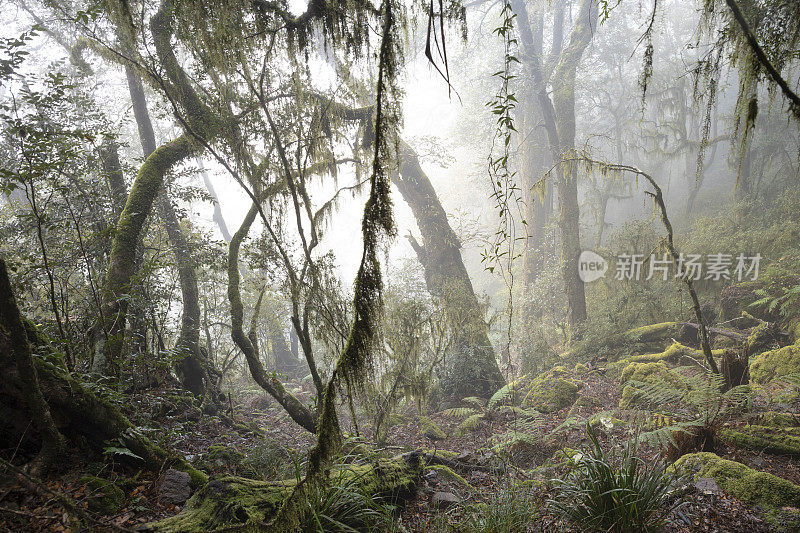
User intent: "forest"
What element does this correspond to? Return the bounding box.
[1,0,800,530]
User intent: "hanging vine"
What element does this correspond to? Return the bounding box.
[483,0,524,369]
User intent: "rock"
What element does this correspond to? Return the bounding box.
[456,451,472,462]
[673,452,800,530]
[159,469,192,506]
[430,491,460,509]
[750,341,800,384]
[423,470,438,481]
[177,406,202,422]
[469,471,489,484]
[524,367,580,413]
[695,477,720,494]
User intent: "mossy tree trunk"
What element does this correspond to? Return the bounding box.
[549,0,597,333]
[95,1,223,378]
[124,63,208,395]
[0,258,66,475]
[227,200,319,433]
[395,141,505,399]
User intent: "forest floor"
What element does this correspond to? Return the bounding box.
[3,355,798,532]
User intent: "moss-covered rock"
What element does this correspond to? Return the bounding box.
[673,452,800,530]
[758,412,799,428]
[148,455,422,532]
[750,342,800,384]
[418,415,446,440]
[719,425,800,458]
[624,322,681,344]
[619,361,686,408]
[747,321,779,355]
[523,367,580,413]
[79,476,124,515]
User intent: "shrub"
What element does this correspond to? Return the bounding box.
[549,424,682,532]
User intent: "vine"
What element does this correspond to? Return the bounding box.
[482,0,524,373]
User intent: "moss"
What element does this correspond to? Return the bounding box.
[719,425,800,457]
[425,464,472,489]
[747,321,775,354]
[629,341,726,365]
[750,341,800,384]
[79,476,124,515]
[418,415,446,440]
[624,322,679,343]
[791,320,800,343]
[758,412,799,428]
[574,362,589,373]
[205,443,245,468]
[673,452,800,529]
[523,367,580,414]
[713,336,740,350]
[619,361,686,408]
[149,457,421,532]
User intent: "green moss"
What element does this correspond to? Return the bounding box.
[629,341,725,365]
[791,320,800,343]
[759,412,799,428]
[750,342,800,384]
[574,362,589,373]
[719,426,800,457]
[418,415,446,440]
[426,464,472,489]
[148,457,421,532]
[79,476,124,515]
[523,367,580,413]
[624,322,679,343]
[747,322,775,354]
[673,452,800,529]
[619,361,685,408]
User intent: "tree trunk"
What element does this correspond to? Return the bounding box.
[227,201,318,432]
[0,258,66,475]
[95,1,224,377]
[395,142,505,399]
[549,0,597,333]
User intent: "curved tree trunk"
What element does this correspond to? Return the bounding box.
[227,201,318,433]
[395,142,505,399]
[95,1,224,378]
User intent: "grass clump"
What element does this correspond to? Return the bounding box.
[549,424,682,532]
[460,482,540,532]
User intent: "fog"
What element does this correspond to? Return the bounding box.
[2,0,799,529]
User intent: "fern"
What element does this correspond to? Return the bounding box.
[487,375,526,412]
[627,370,751,455]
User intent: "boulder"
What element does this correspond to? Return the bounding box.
[159,469,192,506]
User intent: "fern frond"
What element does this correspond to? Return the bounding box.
[487,375,526,412]
[459,413,485,432]
[462,396,486,409]
[441,407,476,419]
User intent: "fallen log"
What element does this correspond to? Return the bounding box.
[144,453,424,532]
